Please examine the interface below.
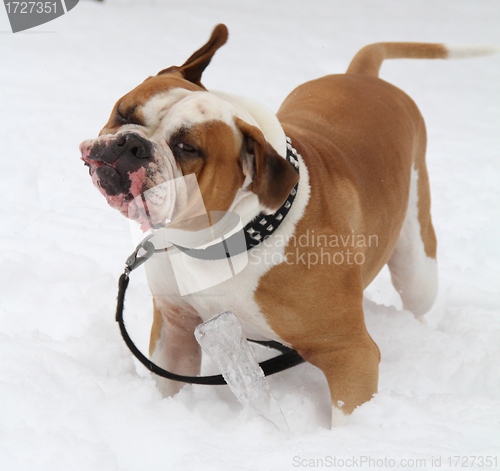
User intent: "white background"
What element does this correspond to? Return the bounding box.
[1,1,499,469]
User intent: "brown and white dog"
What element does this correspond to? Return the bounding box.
[80,24,491,425]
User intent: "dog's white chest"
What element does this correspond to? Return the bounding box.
[145,238,284,341]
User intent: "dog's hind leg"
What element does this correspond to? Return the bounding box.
[387,160,438,319]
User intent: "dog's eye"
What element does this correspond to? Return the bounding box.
[175,142,197,153]
[116,105,139,125]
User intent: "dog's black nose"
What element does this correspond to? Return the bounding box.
[95,166,126,196]
[85,133,153,197]
[88,133,153,165]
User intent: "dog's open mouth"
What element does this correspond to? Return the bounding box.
[80,134,160,231]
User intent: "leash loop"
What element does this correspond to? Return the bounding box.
[115,238,305,385]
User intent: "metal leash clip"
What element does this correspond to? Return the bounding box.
[124,234,156,276]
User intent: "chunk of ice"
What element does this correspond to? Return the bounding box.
[195,311,289,432]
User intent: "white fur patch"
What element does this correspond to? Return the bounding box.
[388,168,438,317]
[142,88,260,144]
[446,45,500,59]
[140,88,194,133]
[331,405,348,427]
[212,90,287,158]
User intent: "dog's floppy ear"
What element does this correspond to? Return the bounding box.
[158,24,228,87]
[236,117,299,214]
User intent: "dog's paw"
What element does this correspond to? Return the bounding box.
[331,403,349,427]
[155,377,185,398]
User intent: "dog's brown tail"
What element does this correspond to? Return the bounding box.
[346,42,498,77]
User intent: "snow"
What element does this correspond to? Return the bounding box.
[1,0,499,469]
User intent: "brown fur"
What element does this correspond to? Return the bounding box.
[236,117,300,212]
[175,120,246,215]
[347,42,448,76]
[250,73,433,413]
[100,75,203,135]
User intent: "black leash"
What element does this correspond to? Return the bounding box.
[115,236,304,385]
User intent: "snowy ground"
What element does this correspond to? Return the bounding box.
[1,1,499,470]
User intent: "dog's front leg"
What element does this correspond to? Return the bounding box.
[149,299,203,397]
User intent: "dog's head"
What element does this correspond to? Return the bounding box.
[80,24,298,231]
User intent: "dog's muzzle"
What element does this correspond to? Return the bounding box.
[81,132,153,197]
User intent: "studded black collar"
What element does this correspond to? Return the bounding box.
[174,137,300,260]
